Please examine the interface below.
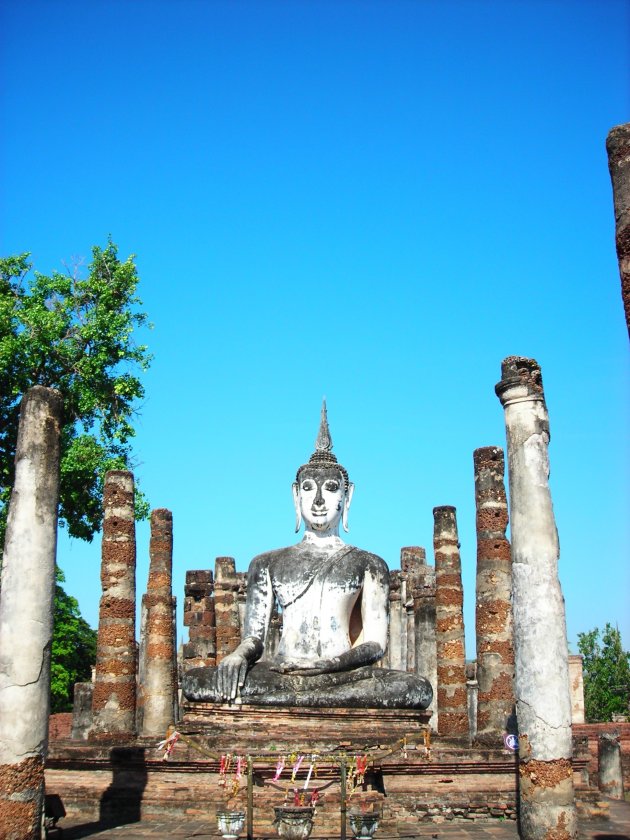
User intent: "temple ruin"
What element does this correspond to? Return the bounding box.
[37,357,630,840]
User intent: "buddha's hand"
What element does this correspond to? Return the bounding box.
[270,657,341,676]
[215,651,249,701]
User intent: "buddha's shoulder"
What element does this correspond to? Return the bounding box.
[247,544,388,573]
[346,545,389,574]
[247,545,297,571]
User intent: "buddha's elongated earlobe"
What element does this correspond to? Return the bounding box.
[292,482,302,533]
[342,483,355,532]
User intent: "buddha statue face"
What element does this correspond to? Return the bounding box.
[292,466,355,535]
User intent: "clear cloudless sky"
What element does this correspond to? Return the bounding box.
[1,0,628,660]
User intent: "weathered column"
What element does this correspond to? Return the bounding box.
[91,470,137,740]
[567,655,585,725]
[433,506,468,737]
[496,356,577,840]
[473,446,515,744]
[598,733,623,799]
[0,386,63,840]
[401,547,423,673]
[411,550,438,732]
[466,662,479,740]
[183,570,216,670]
[71,682,94,740]
[387,571,405,670]
[214,557,242,662]
[141,509,175,737]
[606,123,630,337]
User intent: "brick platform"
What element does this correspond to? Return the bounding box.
[179,701,432,753]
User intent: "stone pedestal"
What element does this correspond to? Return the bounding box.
[598,733,624,799]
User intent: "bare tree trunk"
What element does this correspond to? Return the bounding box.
[0,386,63,839]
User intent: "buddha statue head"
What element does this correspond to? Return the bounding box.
[292,401,355,535]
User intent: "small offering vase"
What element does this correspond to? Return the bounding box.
[349,811,379,838]
[273,805,315,839]
[216,809,246,839]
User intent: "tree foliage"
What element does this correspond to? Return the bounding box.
[51,567,97,713]
[577,623,630,722]
[0,240,151,551]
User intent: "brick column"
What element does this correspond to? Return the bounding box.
[473,446,515,744]
[433,506,468,737]
[606,123,630,337]
[496,356,577,840]
[183,570,216,670]
[91,470,137,740]
[214,557,242,662]
[0,387,62,840]
[141,509,175,737]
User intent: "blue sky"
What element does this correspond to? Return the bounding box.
[1,0,628,660]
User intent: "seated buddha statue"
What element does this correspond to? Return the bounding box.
[182,403,433,709]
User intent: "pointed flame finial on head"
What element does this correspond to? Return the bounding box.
[315,398,333,454]
[295,400,351,491]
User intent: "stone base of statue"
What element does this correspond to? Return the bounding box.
[183,662,433,710]
[179,700,432,754]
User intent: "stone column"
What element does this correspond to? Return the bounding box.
[473,446,515,744]
[496,356,577,840]
[183,570,216,670]
[412,553,438,732]
[401,547,423,673]
[71,682,94,740]
[433,506,468,737]
[214,557,242,662]
[91,470,137,740]
[387,571,405,671]
[0,386,62,840]
[598,733,623,799]
[141,509,175,737]
[606,123,630,337]
[567,655,585,725]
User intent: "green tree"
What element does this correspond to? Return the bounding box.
[577,624,630,722]
[0,239,151,553]
[51,567,97,712]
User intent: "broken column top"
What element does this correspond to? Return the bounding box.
[400,546,426,575]
[473,446,503,469]
[215,556,237,581]
[432,506,458,538]
[495,356,545,404]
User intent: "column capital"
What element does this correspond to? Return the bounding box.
[495,356,546,408]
